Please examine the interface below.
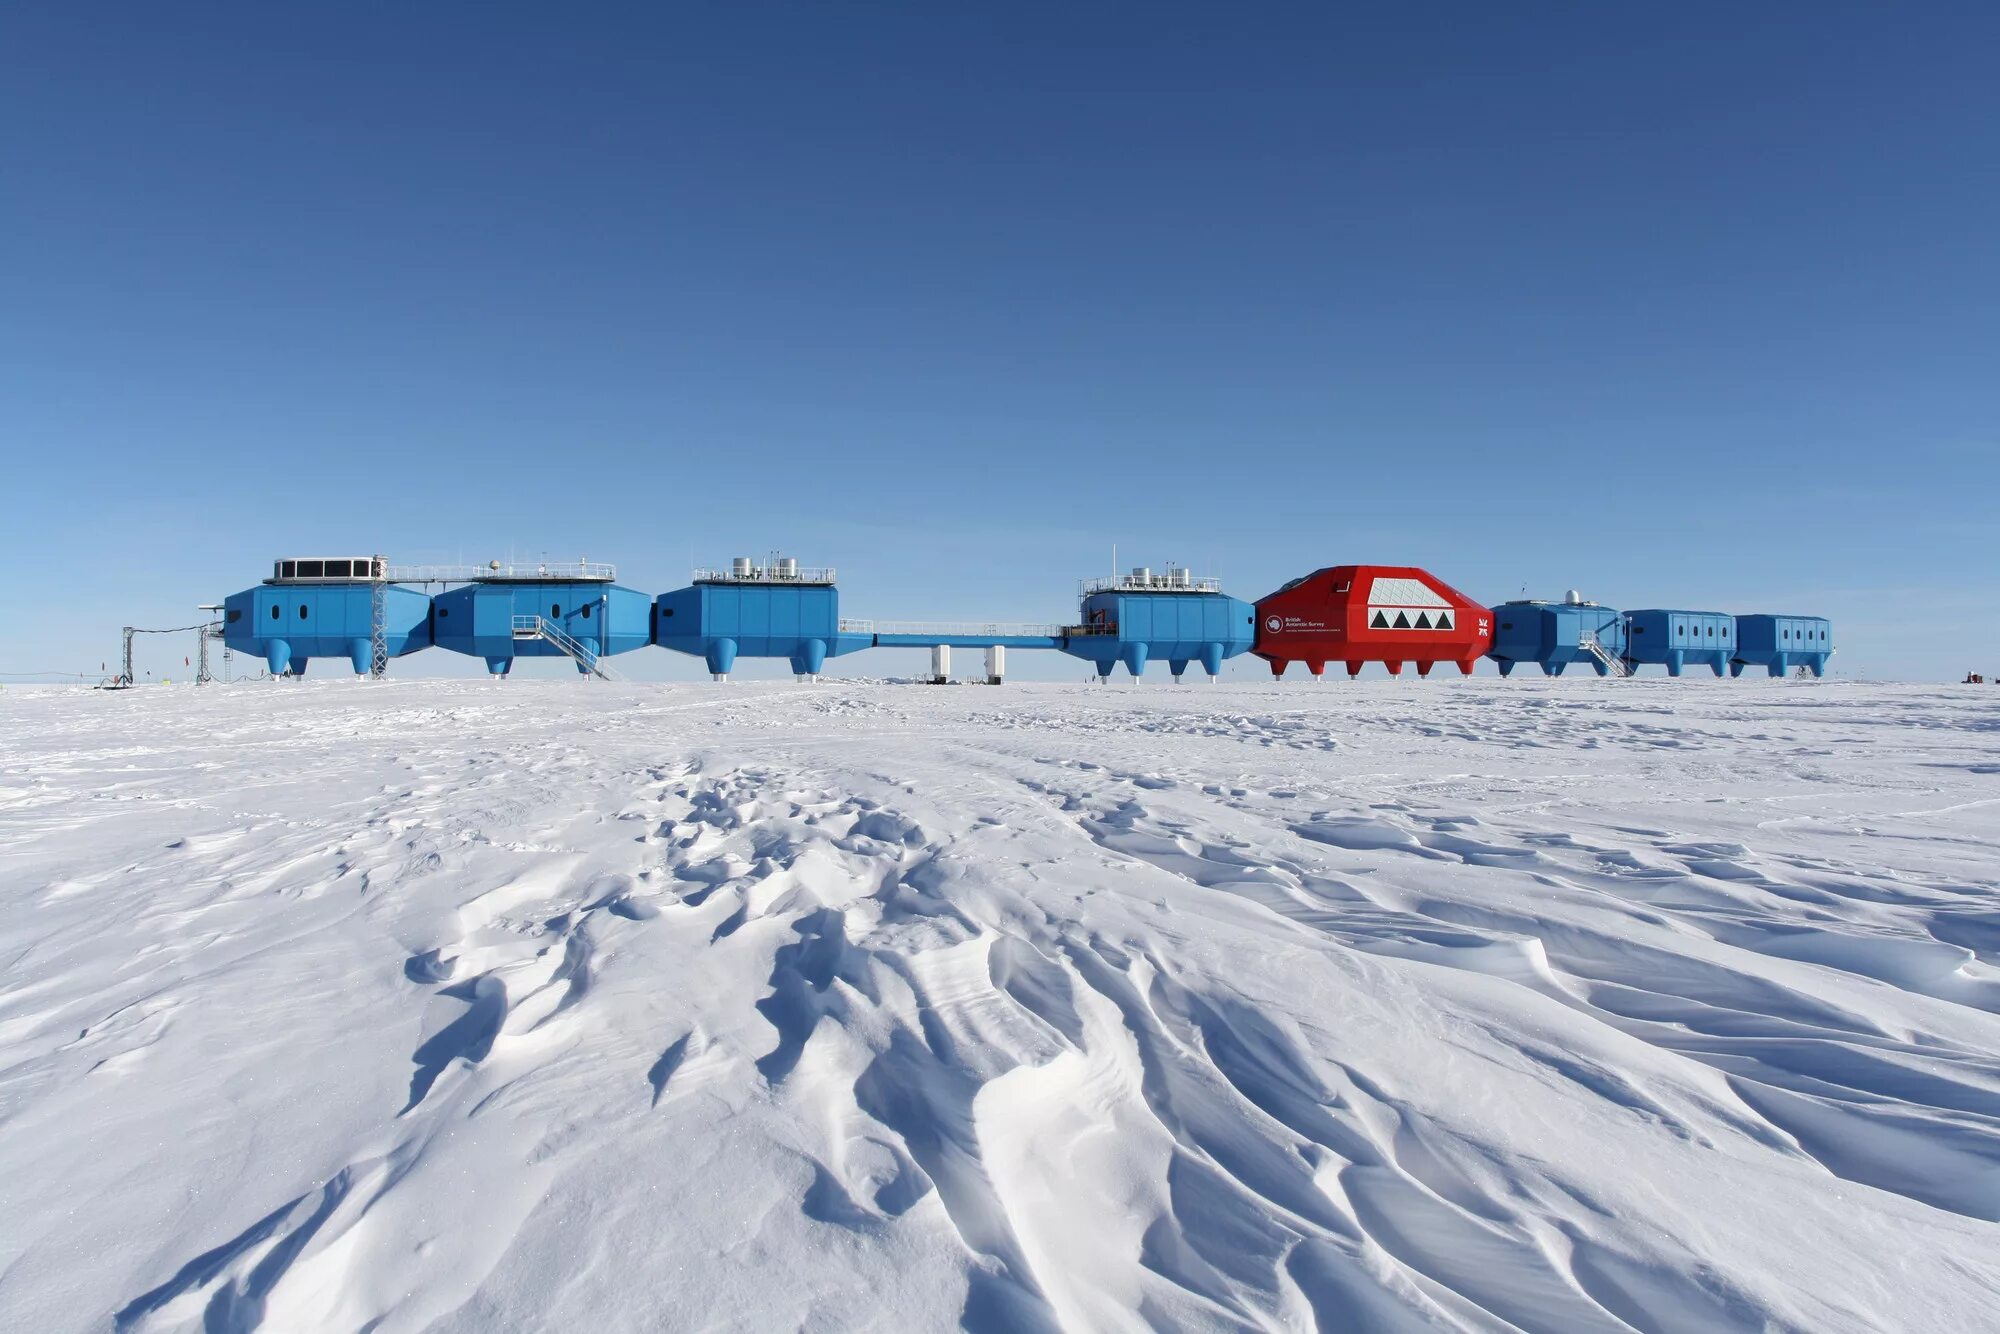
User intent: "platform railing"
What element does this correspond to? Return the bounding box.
[693,566,837,585]
[389,561,616,584]
[862,620,1064,638]
[1080,573,1222,596]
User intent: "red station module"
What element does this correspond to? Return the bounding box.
[1253,564,1493,678]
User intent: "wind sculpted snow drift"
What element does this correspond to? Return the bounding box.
[0,679,1996,1332]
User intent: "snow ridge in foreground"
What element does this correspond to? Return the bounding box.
[0,680,1996,1332]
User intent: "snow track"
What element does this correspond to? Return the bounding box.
[1,679,1996,1331]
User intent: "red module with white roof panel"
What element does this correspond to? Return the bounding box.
[1252,565,1492,678]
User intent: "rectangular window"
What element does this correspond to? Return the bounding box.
[299,560,325,578]
[281,561,297,579]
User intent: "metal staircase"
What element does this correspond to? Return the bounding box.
[512,616,620,680]
[1577,631,1631,678]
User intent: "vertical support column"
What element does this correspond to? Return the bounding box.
[196,625,215,685]
[930,644,951,684]
[121,627,135,686]
[985,645,1004,685]
[369,579,389,679]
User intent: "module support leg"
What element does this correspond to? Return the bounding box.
[985,645,1004,685]
[930,644,950,685]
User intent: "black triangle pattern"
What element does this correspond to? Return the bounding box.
[1371,611,1389,629]
[1437,611,1453,630]
[1392,611,1411,629]
[1413,612,1432,630]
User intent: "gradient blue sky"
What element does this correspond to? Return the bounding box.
[5,3,1994,681]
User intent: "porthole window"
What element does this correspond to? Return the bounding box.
[582,604,592,620]
[550,603,561,619]
[661,608,674,618]
[438,607,449,617]
[1783,629,1790,640]
[227,609,241,624]
[270,605,280,621]
[298,605,309,620]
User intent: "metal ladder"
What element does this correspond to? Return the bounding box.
[511,616,620,680]
[1577,630,1631,678]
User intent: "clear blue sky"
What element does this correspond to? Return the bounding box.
[4,3,1994,681]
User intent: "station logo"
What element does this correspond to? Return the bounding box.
[1265,615,1283,634]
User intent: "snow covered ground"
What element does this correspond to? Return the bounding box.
[2,677,1997,1333]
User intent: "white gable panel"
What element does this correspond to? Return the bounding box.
[1367,577,1450,607]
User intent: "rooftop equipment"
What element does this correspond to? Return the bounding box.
[693,558,837,585]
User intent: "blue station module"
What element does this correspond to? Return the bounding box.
[1487,592,1627,677]
[1057,568,1256,679]
[654,558,872,679]
[1622,609,1736,677]
[222,556,433,676]
[1732,615,1833,677]
[431,561,651,675]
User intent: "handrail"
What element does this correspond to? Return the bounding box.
[1080,573,1222,596]
[510,615,619,680]
[863,620,1063,638]
[1577,630,1630,678]
[395,561,616,583]
[694,566,837,585]
[268,561,617,585]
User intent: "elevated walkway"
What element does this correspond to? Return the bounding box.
[845,619,1066,650]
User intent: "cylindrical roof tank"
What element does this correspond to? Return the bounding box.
[777,557,799,578]
[1131,567,1151,584]
[732,556,755,578]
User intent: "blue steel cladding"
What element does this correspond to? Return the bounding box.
[1733,615,1832,677]
[431,581,652,673]
[1059,592,1256,677]
[1622,609,1736,677]
[1487,601,1626,677]
[653,583,871,675]
[221,583,434,676]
